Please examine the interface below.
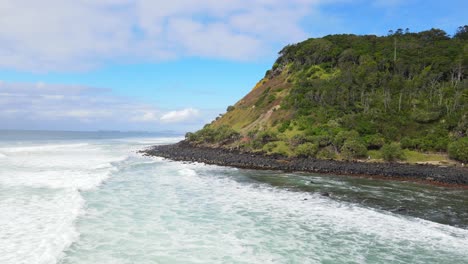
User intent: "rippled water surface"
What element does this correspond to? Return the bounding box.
[1,131,467,264]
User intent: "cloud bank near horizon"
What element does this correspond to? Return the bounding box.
[0,0,336,72]
[0,81,214,131]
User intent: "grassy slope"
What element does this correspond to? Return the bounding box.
[212,73,293,132]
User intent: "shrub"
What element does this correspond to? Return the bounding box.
[255,87,271,107]
[381,143,405,161]
[341,139,367,160]
[251,139,265,149]
[267,94,276,104]
[381,126,399,141]
[448,138,468,162]
[226,105,235,112]
[289,134,307,147]
[274,148,289,157]
[364,134,385,150]
[188,125,240,144]
[213,125,241,143]
[310,135,333,147]
[333,130,359,149]
[263,142,278,152]
[278,120,291,133]
[247,130,277,149]
[247,129,258,139]
[317,146,337,160]
[401,137,417,149]
[185,132,196,142]
[401,135,448,152]
[295,143,319,157]
[257,131,278,143]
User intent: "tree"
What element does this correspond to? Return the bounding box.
[454,25,468,40]
[418,28,450,42]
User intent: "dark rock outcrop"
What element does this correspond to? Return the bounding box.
[142,141,468,187]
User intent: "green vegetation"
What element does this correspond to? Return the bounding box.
[341,139,368,160]
[448,137,468,162]
[295,142,319,157]
[381,143,405,162]
[316,146,337,160]
[186,27,468,164]
[186,125,240,144]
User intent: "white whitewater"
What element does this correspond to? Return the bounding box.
[0,139,130,263]
[0,134,467,264]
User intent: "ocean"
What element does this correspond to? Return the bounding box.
[0,131,467,264]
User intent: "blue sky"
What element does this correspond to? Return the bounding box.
[0,0,466,132]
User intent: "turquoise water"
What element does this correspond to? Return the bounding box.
[1,132,467,263]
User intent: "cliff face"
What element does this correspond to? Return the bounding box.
[186,28,468,163]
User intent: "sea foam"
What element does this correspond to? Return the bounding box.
[59,158,468,264]
[0,188,83,264]
[0,140,131,264]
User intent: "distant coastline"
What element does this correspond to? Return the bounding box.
[142,141,468,187]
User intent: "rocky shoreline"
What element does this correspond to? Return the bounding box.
[142,141,468,187]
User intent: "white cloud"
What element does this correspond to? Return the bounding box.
[0,0,333,71]
[0,81,211,131]
[131,110,160,122]
[160,108,200,123]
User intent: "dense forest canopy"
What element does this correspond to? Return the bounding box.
[188,27,468,163]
